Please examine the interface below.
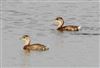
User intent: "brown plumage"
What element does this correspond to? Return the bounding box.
[54,17,81,31]
[57,25,80,31]
[23,44,49,51]
[21,35,49,52]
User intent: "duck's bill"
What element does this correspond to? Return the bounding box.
[20,37,24,40]
[53,20,58,26]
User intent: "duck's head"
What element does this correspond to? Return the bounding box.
[21,35,31,45]
[54,17,64,28]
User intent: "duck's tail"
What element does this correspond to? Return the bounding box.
[42,47,49,51]
[78,26,81,30]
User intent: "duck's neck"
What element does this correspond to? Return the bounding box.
[57,20,64,28]
[24,39,31,45]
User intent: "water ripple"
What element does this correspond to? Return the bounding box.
[2,10,30,16]
[70,32,100,36]
[81,26,100,31]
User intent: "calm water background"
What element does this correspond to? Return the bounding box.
[1,0,100,68]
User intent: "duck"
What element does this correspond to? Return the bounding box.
[54,17,81,31]
[21,35,49,52]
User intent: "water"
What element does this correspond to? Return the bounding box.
[1,1,100,68]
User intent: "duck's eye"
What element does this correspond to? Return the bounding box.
[22,36,25,39]
[56,18,58,20]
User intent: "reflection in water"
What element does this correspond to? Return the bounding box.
[23,50,30,68]
[71,32,100,36]
[81,26,100,31]
[23,50,48,68]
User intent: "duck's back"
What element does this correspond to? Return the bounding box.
[63,25,80,31]
[30,43,49,51]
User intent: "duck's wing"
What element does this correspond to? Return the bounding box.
[30,43,48,51]
[63,25,80,31]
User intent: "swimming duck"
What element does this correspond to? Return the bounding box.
[54,17,81,31]
[21,35,49,52]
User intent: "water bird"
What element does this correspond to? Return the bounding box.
[21,35,49,52]
[54,17,81,31]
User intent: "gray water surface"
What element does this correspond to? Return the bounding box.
[1,1,100,68]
